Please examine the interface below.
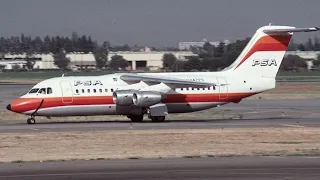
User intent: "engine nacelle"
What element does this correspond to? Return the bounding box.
[133,91,165,108]
[113,90,135,106]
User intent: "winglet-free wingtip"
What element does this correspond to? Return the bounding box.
[263,26,320,33]
[309,27,320,31]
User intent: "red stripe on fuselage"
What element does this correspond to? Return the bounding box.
[234,35,292,70]
[10,92,256,113]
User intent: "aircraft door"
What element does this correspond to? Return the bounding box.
[60,81,73,103]
[217,78,228,99]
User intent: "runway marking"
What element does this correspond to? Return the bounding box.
[280,124,306,128]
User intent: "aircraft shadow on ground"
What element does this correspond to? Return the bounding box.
[32,116,300,125]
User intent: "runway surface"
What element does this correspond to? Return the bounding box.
[0,117,320,133]
[0,157,320,180]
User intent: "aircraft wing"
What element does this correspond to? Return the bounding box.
[120,74,217,88]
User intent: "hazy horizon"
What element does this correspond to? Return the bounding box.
[0,0,319,47]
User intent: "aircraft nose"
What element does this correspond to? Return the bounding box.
[6,104,11,111]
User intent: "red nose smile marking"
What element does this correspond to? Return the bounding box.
[9,98,42,113]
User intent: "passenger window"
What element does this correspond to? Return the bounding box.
[93,89,96,93]
[29,88,39,93]
[82,89,85,93]
[99,89,102,93]
[76,89,79,94]
[111,89,114,92]
[105,89,108,93]
[87,89,90,93]
[38,88,46,94]
[47,88,52,94]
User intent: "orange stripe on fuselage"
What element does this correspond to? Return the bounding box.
[10,92,256,113]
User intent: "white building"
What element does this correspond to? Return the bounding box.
[0,51,197,71]
[285,51,320,60]
[179,39,230,50]
[285,51,320,70]
[109,51,196,71]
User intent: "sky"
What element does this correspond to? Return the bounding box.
[0,0,319,47]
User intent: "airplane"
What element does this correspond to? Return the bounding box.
[6,25,320,124]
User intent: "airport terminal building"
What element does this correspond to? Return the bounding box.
[0,51,197,71]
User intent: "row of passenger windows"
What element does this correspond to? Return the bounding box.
[75,88,114,94]
[29,88,53,94]
[74,87,215,95]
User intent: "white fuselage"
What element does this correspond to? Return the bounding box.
[9,71,274,117]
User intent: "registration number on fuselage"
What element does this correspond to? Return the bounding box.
[185,78,204,82]
[74,80,103,86]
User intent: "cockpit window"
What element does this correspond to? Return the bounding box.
[29,88,39,93]
[47,88,52,94]
[38,88,46,94]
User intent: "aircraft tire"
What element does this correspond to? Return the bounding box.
[129,115,144,122]
[151,116,165,123]
[27,117,36,124]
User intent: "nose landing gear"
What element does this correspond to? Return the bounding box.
[26,99,44,124]
[27,117,36,124]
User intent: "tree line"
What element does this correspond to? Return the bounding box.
[0,32,133,70]
[0,33,96,54]
[289,37,320,51]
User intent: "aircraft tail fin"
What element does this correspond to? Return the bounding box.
[225,26,319,78]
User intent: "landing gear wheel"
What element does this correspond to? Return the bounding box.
[27,117,36,124]
[129,115,144,123]
[151,116,165,123]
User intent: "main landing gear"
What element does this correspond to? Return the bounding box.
[128,115,166,123]
[27,117,36,124]
[150,116,165,123]
[128,115,144,122]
